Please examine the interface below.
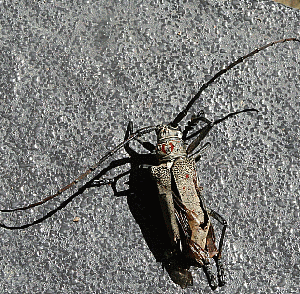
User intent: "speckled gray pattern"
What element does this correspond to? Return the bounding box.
[0,0,299,293]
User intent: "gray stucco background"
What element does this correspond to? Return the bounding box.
[0,0,299,293]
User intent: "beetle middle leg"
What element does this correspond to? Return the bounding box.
[91,169,131,197]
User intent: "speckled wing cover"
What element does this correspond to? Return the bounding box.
[151,156,218,266]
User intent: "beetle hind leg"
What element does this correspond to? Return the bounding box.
[208,209,227,286]
[202,261,218,290]
[214,256,226,286]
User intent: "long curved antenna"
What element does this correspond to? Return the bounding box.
[0,168,119,229]
[0,125,156,213]
[171,37,300,127]
[0,179,96,229]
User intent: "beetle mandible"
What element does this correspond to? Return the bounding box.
[0,38,299,290]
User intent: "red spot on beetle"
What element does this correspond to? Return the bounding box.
[186,174,189,178]
[169,142,174,152]
[161,144,166,153]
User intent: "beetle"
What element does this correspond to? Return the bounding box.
[0,38,298,290]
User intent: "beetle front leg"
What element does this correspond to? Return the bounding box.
[135,137,156,153]
[125,121,156,153]
[124,121,139,156]
[89,156,132,196]
[182,110,207,140]
[186,109,258,154]
[186,124,213,154]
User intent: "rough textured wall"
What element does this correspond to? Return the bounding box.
[0,0,299,293]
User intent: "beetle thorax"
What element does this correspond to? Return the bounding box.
[156,125,187,162]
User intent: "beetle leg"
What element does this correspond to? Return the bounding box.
[90,178,115,186]
[207,209,227,286]
[125,121,156,154]
[207,209,227,226]
[184,116,212,141]
[203,261,218,290]
[92,170,132,197]
[124,121,138,156]
[186,124,213,154]
[189,142,211,162]
[207,209,227,256]
[214,255,226,287]
[182,110,206,140]
[135,137,156,152]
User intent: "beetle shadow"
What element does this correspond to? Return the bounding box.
[109,152,172,262]
[90,151,173,263]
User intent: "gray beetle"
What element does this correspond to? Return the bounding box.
[0,38,298,290]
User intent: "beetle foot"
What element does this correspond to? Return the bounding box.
[91,178,114,186]
[215,256,226,287]
[203,262,218,290]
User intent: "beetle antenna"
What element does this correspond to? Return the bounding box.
[0,125,156,213]
[0,170,118,229]
[171,37,300,127]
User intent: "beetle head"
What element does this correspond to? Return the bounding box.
[155,125,187,162]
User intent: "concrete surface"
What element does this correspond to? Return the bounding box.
[0,0,299,293]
